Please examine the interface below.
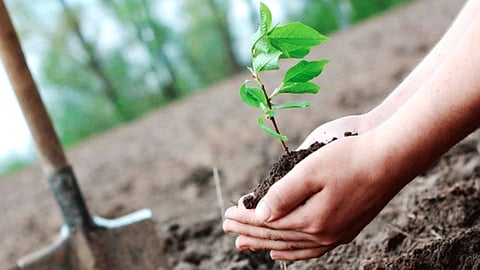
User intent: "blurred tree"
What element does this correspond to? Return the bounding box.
[0,0,413,174]
[295,0,343,34]
[180,0,241,84]
[58,0,131,121]
[104,0,181,101]
[204,0,242,72]
[21,3,121,144]
[349,0,411,23]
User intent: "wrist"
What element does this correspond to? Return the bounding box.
[358,110,384,133]
[363,121,423,191]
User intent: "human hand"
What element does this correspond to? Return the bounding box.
[296,114,372,149]
[224,0,480,260]
[223,129,405,261]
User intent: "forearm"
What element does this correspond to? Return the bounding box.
[373,10,480,188]
[364,0,480,129]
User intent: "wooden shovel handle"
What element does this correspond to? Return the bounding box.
[0,1,68,173]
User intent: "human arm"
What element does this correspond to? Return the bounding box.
[298,0,479,149]
[364,0,480,127]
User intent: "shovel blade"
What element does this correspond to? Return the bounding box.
[17,225,94,270]
[17,209,165,270]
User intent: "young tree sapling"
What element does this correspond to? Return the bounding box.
[240,2,332,209]
[240,2,329,154]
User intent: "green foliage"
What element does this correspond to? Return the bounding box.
[283,60,329,84]
[0,0,415,174]
[240,2,329,149]
[0,153,33,176]
[269,22,329,58]
[349,0,412,23]
[240,81,267,109]
[277,81,321,95]
[288,0,412,34]
[297,0,341,34]
[181,0,239,85]
[257,117,288,142]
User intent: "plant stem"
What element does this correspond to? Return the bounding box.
[260,83,290,155]
[270,116,290,154]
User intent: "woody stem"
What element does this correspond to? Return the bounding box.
[260,83,290,154]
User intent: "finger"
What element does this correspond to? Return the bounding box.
[297,133,319,150]
[265,190,326,231]
[223,219,313,242]
[270,246,333,261]
[256,154,323,223]
[235,235,322,251]
[225,206,262,226]
[296,127,334,150]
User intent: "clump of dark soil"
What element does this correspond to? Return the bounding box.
[242,141,324,209]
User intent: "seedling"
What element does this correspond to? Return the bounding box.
[240,2,330,154]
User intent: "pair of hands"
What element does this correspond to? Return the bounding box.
[223,0,480,260]
[223,115,402,260]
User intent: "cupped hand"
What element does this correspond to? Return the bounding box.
[296,114,372,149]
[223,124,404,261]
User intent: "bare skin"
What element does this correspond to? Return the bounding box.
[224,0,480,261]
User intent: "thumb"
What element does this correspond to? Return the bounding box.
[255,158,319,223]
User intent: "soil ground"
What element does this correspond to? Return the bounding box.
[1,0,479,269]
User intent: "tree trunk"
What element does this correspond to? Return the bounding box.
[204,0,242,73]
[59,0,130,121]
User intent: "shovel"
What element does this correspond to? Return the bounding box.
[0,2,164,269]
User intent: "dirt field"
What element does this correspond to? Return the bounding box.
[1,0,479,269]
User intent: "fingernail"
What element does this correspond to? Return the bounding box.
[224,207,234,218]
[270,251,278,260]
[255,200,271,222]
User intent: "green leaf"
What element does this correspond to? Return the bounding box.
[270,22,329,46]
[278,82,321,95]
[251,2,272,55]
[252,35,269,56]
[283,59,329,83]
[269,22,329,58]
[257,117,288,141]
[259,2,272,35]
[259,103,276,117]
[253,51,281,73]
[240,81,268,108]
[278,47,310,59]
[274,101,311,110]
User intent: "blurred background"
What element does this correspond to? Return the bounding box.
[0,0,411,175]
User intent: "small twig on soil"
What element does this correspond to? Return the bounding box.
[385,222,423,243]
[385,222,435,243]
[429,229,443,240]
[213,167,225,222]
[280,261,288,270]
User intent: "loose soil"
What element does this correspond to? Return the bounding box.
[1,0,478,269]
[243,141,324,209]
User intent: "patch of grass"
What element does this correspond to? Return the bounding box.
[0,154,34,176]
